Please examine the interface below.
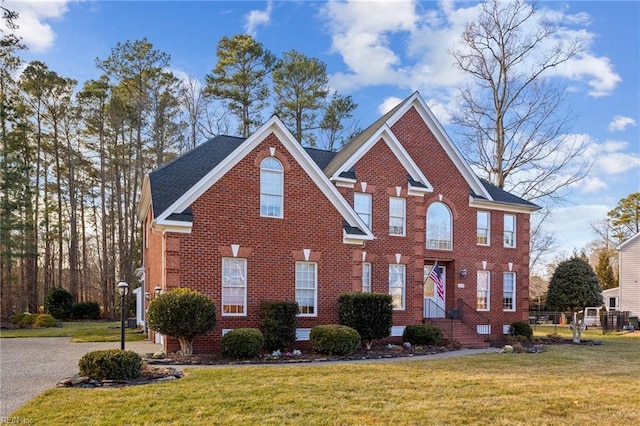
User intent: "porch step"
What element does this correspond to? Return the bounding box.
[425,319,491,349]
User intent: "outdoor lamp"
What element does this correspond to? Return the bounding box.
[154,286,162,296]
[117,280,129,350]
[459,269,467,279]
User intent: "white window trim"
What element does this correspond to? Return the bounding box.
[477,211,490,246]
[426,202,453,251]
[260,157,284,218]
[389,197,406,236]
[389,264,406,310]
[296,262,317,317]
[477,270,490,312]
[504,214,516,248]
[362,262,372,293]
[503,272,516,312]
[221,258,247,317]
[354,193,372,229]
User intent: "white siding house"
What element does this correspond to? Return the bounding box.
[617,233,640,316]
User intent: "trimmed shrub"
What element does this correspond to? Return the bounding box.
[403,324,442,345]
[147,288,217,355]
[310,325,360,356]
[33,314,58,328]
[338,293,392,349]
[71,302,101,320]
[509,321,533,341]
[78,349,142,381]
[220,328,265,359]
[259,300,298,351]
[45,287,74,320]
[11,313,36,327]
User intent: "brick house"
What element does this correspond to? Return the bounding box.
[137,92,539,353]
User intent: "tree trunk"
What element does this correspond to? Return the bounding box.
[177,336,194,356]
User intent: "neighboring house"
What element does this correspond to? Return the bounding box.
[617,232,640,316]
[137,92,540,354]
[602,287,620,312]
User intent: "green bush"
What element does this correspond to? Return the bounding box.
[147,287,217,355]
[11,313,36,327]
[310,325,360,356]
[33,314,58,328]
[509,321,533,341]
[78,349,142,381]
[338,293,392,349]
[45,287,74,319]
[220,328,265,359]
[403,324,442,345]
[71,302,101,319]
[259,300,298,351]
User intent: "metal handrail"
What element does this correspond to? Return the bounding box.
[456,298,491,334]
[424,298,446,319]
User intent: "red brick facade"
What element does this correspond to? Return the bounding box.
[140,93,538,353]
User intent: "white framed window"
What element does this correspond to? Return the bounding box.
[389,264,406,310]
[426,202,452,250]
[503,272,515,311]
[354,193,372,229]
[260,157,283,218]
[389,197,406,236]
[362,262,372,293]
[477,211,490,245]
[477,270,490,311]
[296,262,317,316]
[222,258,247,316]
[504,214,516,248]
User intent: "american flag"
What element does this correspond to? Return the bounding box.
[429,262,445,300]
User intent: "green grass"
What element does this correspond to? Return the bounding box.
[0,321,147,342]
[11,332,640,425]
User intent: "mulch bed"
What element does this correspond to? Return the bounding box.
[146,344,459,366]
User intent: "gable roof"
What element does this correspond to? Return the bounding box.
[147,135,245,219]
[617,232,640,251]
[141,116,374,242]
[325,91,538,212]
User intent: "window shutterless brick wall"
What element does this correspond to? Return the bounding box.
[145,108,534,353]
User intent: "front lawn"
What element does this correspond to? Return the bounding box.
[11,332,640,425]
[0,321,147,342]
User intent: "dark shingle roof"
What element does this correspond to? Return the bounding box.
[476,179,540,209]
[149,135,245,218]
[303,147,337,170]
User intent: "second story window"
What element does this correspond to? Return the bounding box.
[504,214,516,248]
[389,197,406,236]
[354,193,372,229]
[260,157,283,218]
[477,211,490,245]
[426,202,452,250]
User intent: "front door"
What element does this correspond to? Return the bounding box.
[424,264,446,318]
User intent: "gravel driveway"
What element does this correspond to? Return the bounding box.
[0,337,161,418]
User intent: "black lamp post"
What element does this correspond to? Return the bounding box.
[117,280,129,350]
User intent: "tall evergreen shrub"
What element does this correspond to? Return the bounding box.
[338,293,392,349]
[259,301,298,351]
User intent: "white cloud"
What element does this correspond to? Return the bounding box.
[608,115,637,132]
[244,0,273,37]
[378,96,402,115]
[583,138,640,175]
[546,204,611,254]
[322,0,419,91]
[5,0,72,53]
[321,1,621,102]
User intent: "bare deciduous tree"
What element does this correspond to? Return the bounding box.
[451,0,591,203]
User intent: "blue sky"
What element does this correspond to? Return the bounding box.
[8,0,640,269]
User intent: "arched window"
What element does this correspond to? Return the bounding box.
[426,202,452,250]
[260,157,283,217]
